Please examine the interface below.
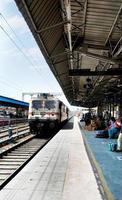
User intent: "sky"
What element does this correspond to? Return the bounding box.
[0,0,79,110]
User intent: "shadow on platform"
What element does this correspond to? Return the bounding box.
[62,121,74,130]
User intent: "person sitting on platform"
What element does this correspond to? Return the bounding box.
[95,117,121,138]
[108,117,121,138]
[94,115,106,131]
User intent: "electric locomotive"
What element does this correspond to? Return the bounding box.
[28,93,69,136]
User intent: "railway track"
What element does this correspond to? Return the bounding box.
[0,120,67,189]
[0,124,29,147]
[0,137,48,189]
[0,123,29,135]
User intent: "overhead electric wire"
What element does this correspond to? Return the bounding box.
[0,20,43,81]
[0,13,43,75]
[0,13,23,43]
[0,75,24,92]
[0,23,42,75]
[0,76,24,92]
[0,13,58,94]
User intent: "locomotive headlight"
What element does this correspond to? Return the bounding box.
[50,114,57,120]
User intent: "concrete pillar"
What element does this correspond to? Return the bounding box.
[109,103,111,117]
[97,102,103,116]
[119,104,122,117]
[112,104,114,117]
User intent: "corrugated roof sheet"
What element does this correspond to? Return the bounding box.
[0,96,29,107]
[14,0,122,107]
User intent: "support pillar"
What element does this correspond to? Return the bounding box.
[97,102,103,117]
[119,104,122,117]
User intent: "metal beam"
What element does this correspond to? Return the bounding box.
[36,21,70,33]
[72,39,110,50]
[112,36,122,57]
[50,51,69,59]
[53,58,68,65]
[64,0,72,52]
[74,0,84,8]
[84,43,109,50]
[82,0,88,37]
[114,46,122,57]
[78,50,117,64]
[72,24,84,31]
[72,9,83,16]
[69,69,122,76]
[105,3,122,45]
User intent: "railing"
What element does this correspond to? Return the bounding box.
[0,117,28,128]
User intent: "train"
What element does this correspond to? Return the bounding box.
[28,93,70,136]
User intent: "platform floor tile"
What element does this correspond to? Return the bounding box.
[0,117,102,200]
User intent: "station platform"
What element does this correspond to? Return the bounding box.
[0,117,102,200]
[79,122,122,200]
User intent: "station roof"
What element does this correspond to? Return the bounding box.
[0,96,29,108]
[14,0,122,107]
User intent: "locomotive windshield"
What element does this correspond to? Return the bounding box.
[32,100,56,110]
[45,101,56,109]
[32,100,43,109]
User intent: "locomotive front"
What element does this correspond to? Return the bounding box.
[28,96,60,134]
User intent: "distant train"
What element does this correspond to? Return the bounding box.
[28,93,69,136]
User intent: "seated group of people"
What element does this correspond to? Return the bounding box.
[94,116,121,139]
[81,112,122,139]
